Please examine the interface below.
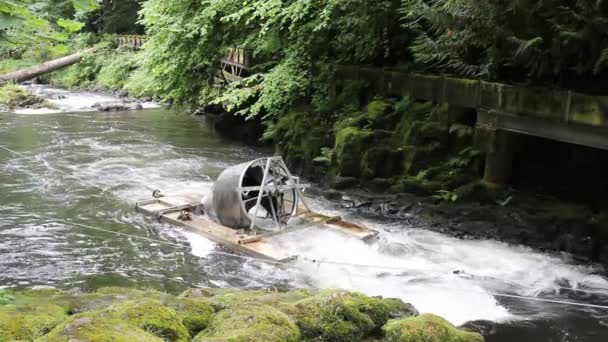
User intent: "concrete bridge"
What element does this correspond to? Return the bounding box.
[334,65,608,185]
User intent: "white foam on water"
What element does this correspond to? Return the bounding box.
[11,85,160,114]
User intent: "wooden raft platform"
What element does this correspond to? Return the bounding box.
[135,194,377,263]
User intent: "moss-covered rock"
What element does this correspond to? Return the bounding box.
[362,147,403,179]
[382,314,484,342]
[292,290,414,341]
[193,303,300,342]
[39,315,165,342]
[0,84,47,111]
[70,287,165,314]
[109,299,190,341]
[365,99,400,129]
[0,302,68,341]
[264,111,329,173]
[166,297,216,337]
[334,127,374,177]
[0,289,77,341]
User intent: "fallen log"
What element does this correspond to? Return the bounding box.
[0,47,96,83]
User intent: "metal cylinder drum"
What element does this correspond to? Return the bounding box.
[211,158,298,229]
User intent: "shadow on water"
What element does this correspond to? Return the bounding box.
[1,99,608,341]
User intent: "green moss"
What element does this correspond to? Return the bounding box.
[71,287,165,314]
[362,146,403,178]
[382,314,484,342]
[39,315,164,342]
[109,299,190,341]
[0,302,68,341]
[0,84,47,110]
[166,297,216,337]
[403,121,447,147]
[333,127,374,177]
[365,99,400,129]
[193,303,300,342]
[264,111,328,171]
[293,290,410,341]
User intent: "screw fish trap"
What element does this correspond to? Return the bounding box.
[136,156,376,262]
[210,157,311,231]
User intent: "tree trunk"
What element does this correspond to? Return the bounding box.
[0,48,96,83]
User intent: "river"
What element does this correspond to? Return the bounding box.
[1,86,608,341]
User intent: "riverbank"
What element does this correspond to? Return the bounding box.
[201,100,608,266]
[0,286,483,342]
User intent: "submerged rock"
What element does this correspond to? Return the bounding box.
[383,314,484,342]
[93,101,144,112]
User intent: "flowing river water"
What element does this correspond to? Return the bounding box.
[1,86,608,341]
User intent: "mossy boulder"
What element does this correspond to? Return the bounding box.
[109,299,190,341]
[362,147,403,179]
[193,303,300,342]
[402,121,447,147]
[264,111,329,173]
[0,302,68,341]
[382,314,484,342]
[334,127,374,177]
[0,84,47,111]
[292,290,415,341]
[402,146,444,174]
[0,289,78,341]
[39,315,164,342]
[166,297,216,336]
[365,99,400,129]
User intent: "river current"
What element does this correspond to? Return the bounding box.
[1,86,608,341]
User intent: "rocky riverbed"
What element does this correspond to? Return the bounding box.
[0,287,483,342]
[0,84,158,114]
[313,185,608,266]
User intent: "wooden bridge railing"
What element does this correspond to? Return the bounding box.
[217,47,253,84]
[116,35,146,50]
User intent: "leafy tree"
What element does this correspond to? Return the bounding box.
[401,0,608,88]
[0,0,96,47]
[140,0,408,116]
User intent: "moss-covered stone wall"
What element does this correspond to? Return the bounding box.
[266,96,481,199]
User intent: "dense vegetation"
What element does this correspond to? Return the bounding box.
[2,0,608,205]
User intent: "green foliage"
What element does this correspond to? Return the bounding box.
[140,0,406,114]
[402,0,608,86]
[0,0,96,46]
[433,190,459,203]
[81,0,144,34]
[97,50,138,89]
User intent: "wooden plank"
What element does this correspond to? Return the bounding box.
[135,192,377,262]
[136,198,295,262]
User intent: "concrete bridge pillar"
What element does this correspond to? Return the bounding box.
[475,110,519,186]
[483,148,514,185]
